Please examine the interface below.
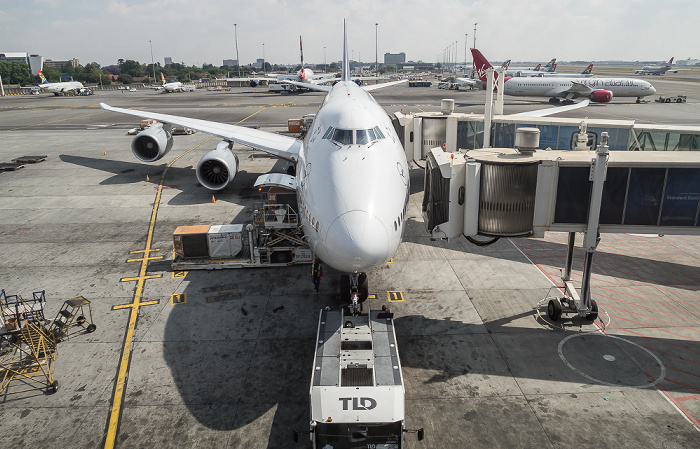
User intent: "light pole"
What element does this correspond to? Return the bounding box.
[464,33,468,75]
[149,39,156,83]
[324,46,326,73]
[473,23,477,49]
[234,23,241,78]
[375,23,378,75]
[262,43,265,74]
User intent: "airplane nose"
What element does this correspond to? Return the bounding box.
[325,211,389,272]
[649,84,656,94]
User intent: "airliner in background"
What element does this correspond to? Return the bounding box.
[635,57,677,75]
[153,72,186,93]
[505,58,556,77]
[472,48,656,104]
[24,70,90,96]
[535,63,594,78]
[99,24,595,304]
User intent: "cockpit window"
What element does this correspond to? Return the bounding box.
[333,128,354,145]
[322,126,335,140]
[356,129,369,145]
[323,127,386,146]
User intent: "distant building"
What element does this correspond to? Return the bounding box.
[223,59,238,67]
[164,57,173,65]
[44,58,79,70]
[1,52,44,75]
[254,58,264,69]
[384,52,406,65]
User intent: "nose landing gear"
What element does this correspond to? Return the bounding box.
[340,273,369,315]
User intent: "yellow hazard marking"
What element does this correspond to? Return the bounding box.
[172,271,187,279]
[387,291,405,302]
[104,110,265,449]
[171,293,187,305]
[120,274,162,282]
[368,294,377,299]
[387,258,393,264]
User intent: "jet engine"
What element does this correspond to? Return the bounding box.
[589,90,613,103]
[354,79,363,86]
[131,122,173,162]
[196,141,238,190]
[249,80,260,87]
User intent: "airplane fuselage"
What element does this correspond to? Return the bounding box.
[505,77,656,98]
[296,81,409,273]
[39,81,84,94]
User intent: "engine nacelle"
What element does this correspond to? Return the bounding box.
[249,79,260,87]
[131,123,173,162]
[354,79,363,86]
[196,141,238,190]
[589,90,613,103]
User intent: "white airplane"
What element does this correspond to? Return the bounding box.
[472,48,656,104]
[99,25,595,304]
[24,70,90,96]
[248,36,336,90]
[534,63,594,78]
[154,72,186,93]
[635,57,677,75]
[100,22,409,303]
[505,59,556,77]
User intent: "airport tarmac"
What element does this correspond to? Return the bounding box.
[1,85,699,448]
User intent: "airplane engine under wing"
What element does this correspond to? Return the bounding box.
[131,123,173,162]
[589,90,613,103]
[249,80,260,87]
[196,141,238,190]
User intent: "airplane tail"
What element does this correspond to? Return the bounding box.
[544,58,556,69]
[548,63,557,73]
[500,59,511,69]
[582,63,593,75]
[533,64,541,71]
[341,20,350,82]
[299,36,306,79]
[37,69,49,84]
[666,57,674,68]
[160,72,166,85]
[470,48,493,82]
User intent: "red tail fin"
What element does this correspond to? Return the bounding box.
[470,48,493,82]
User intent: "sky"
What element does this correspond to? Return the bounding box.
[1,0,698,68]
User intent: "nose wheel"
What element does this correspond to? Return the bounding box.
[340,273,369,315]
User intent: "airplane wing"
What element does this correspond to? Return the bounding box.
[561,81,594,96]
[362,78,408,92]
[509,99,590,117]
[99,103,301,162]
[281,80,333,92]
[455,77,479,87]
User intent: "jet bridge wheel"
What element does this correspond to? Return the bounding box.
[547,298,563,322]
[585,299,599,321]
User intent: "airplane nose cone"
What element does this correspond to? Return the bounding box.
[325,211,389,272]
[649,84,656,94]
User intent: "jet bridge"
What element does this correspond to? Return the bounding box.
[422,129,700,321]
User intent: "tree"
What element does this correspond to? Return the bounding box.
[118,59,144,77]
[0,61,34,85]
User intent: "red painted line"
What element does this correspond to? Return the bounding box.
[605,323,700,356]
[606,314,699,342]
[667,365,700,381]
[661,377,700,395]
[595,298,700,333]
[676,394,700,402]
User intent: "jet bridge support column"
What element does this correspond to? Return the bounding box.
[549,133,609,322]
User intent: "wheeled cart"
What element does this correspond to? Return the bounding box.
[49,296,96,341]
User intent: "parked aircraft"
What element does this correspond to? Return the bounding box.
[248,36,337,90]
[635,57,677,75]
[505,58,556,77]
[24,70,90,96]
[99,25,598,305]
[535,63,594,78]
[154,72,186,93]
[472,48,656,104]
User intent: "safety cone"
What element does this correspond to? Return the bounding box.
[212,195,216,203]
[251,155,255,161]
[146,175,150,182]
[103,151,106,155]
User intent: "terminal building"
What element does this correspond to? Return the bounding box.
[223,59,238,67]
[384,52,406,65]
[0,52,44,75]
